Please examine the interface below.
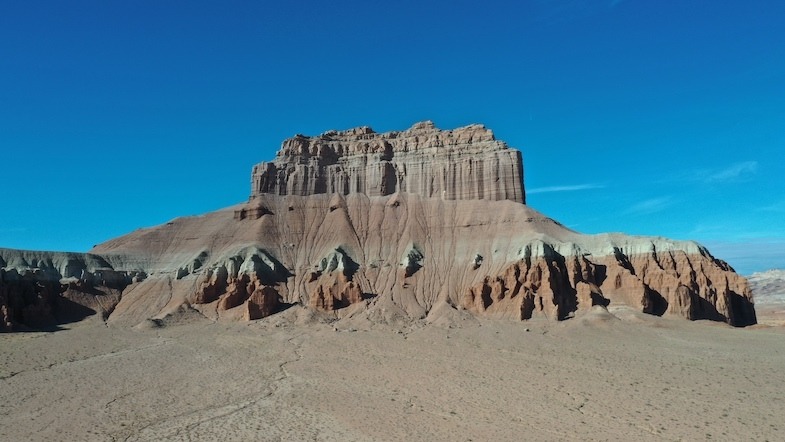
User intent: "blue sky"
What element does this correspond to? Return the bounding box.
[1,0,783,274]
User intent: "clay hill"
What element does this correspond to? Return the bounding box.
[748,269,785,303]
[0,121,757,331]
[747,269,785,326]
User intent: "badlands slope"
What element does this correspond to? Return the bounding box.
[0,122,756,330]
[748,269,785,326]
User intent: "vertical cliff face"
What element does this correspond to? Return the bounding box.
[249,121,525,204]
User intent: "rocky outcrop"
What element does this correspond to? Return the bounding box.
[184,247,289,320]
[247,121,525,204]
[1,122,757,330]
[461,244,754,326]
[747,269,785,305]
[306,248,365,310]
[747,269,785,325]
[0,249,136,331]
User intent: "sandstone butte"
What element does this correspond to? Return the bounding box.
[0,121,757,331]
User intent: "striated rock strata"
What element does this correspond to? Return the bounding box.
[0,249,139,330]
[246,120,525,203]
[747,269,785,305]
[1,122,756,330]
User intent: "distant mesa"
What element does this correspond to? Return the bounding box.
[0,121,756,331]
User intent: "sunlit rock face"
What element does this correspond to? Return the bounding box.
[248,121,525,203]
[0,122,757,330]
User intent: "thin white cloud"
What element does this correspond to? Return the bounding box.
[655,160,759,185]
[706,161,758,182]
[527,183,605,194]
[690,223,731,238]
[624,197,673,215]
[690,221,785,242]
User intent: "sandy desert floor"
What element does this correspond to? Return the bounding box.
[2,305,784,442]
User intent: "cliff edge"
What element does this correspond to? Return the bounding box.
[249,121,525,203]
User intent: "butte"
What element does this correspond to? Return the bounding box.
[0,121,756,330]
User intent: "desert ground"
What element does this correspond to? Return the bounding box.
[2,305,784,442]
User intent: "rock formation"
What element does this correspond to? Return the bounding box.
[747,269,785,325]
[748,269,785,305]
[247,121,525,203]
[0,122,756,331]
[0,249,137,330]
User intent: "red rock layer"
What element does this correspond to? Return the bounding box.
[461,249,754,326]
[88,192,755,327]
